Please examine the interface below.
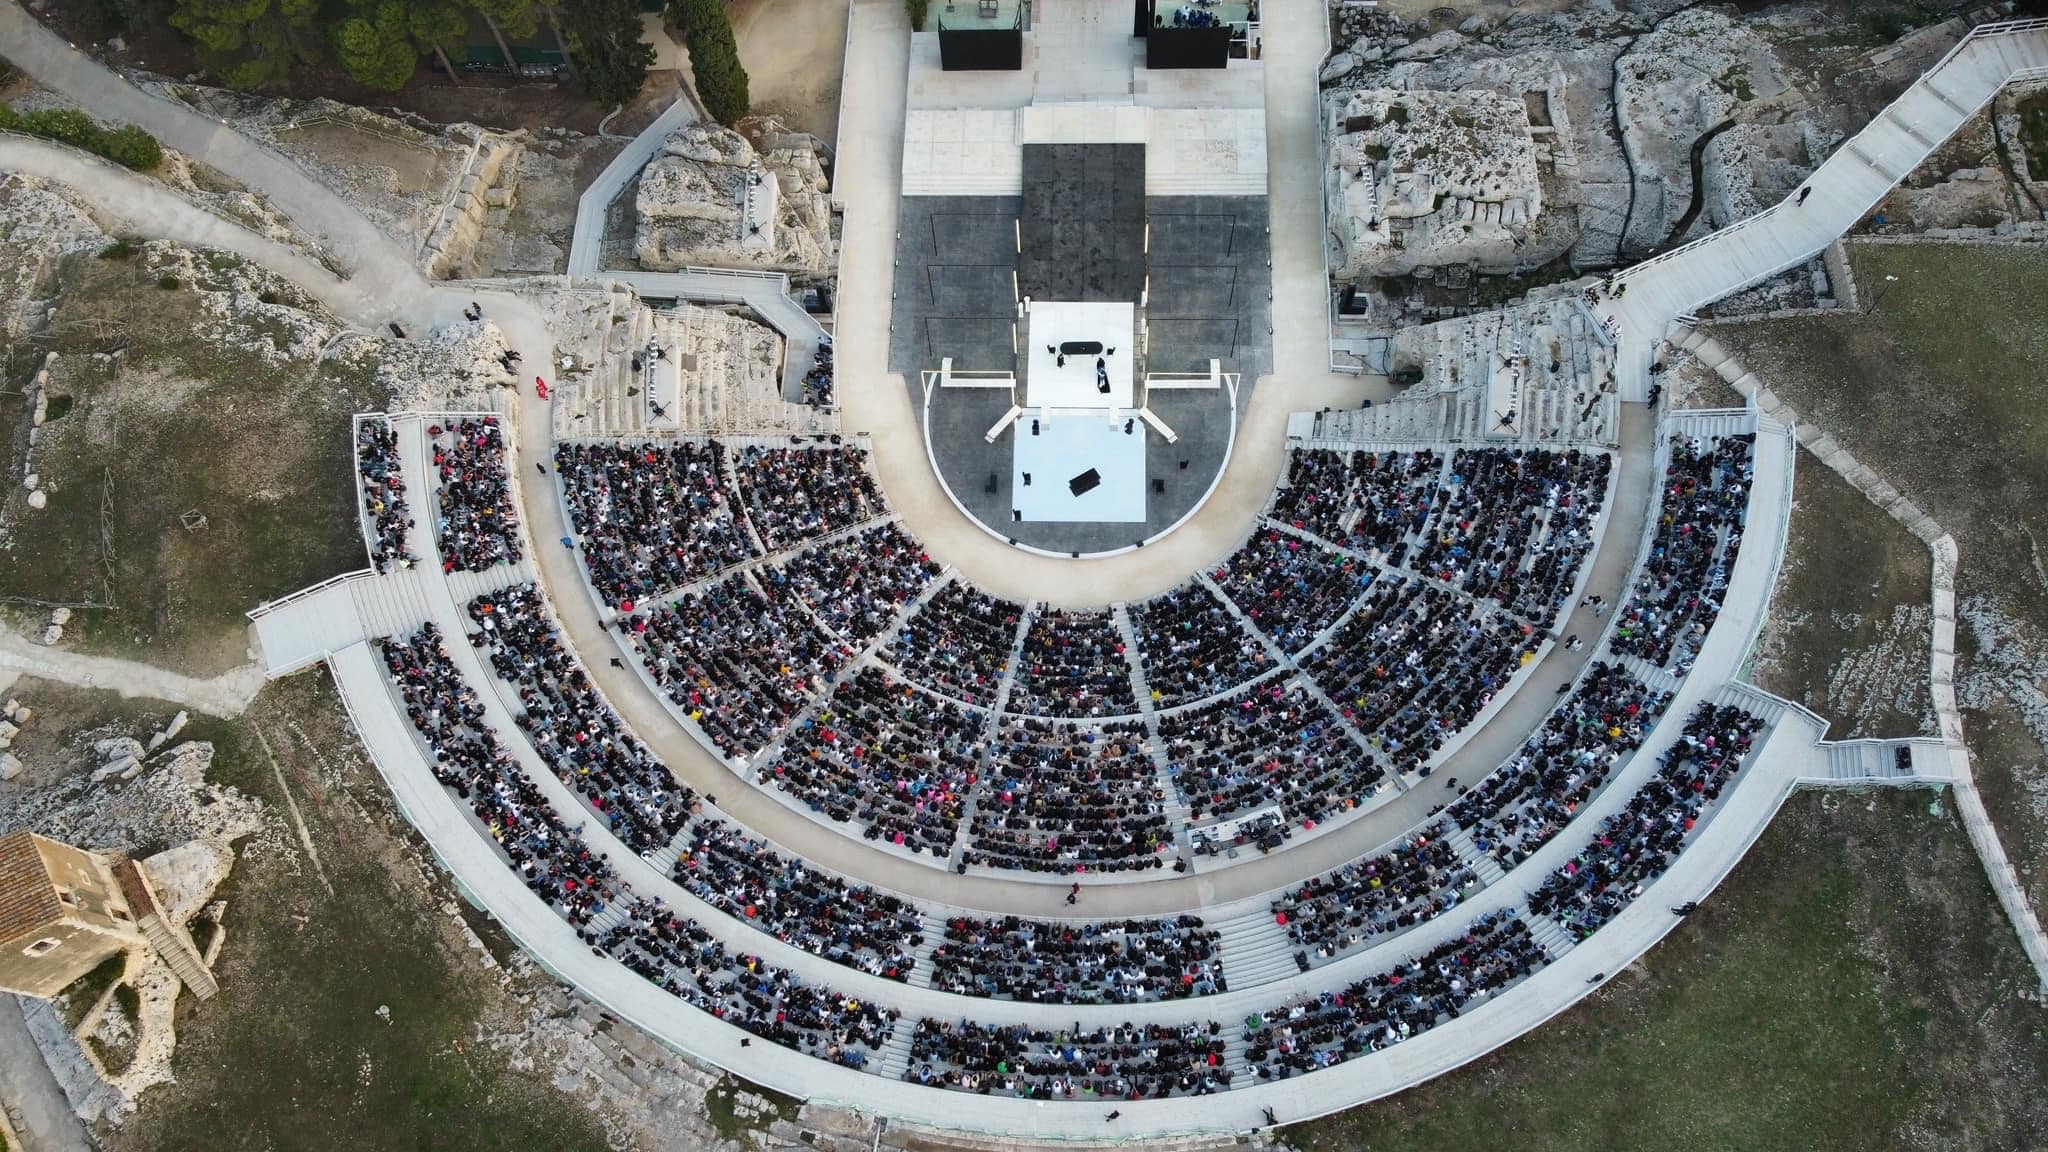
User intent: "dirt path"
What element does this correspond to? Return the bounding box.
[0,995,93,1152]
[730,0,850,145]
[0,619,267,718]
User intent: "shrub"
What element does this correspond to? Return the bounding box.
[98,239,135,260]
[158,275,181,290]
[669,0,749,125]
[906,0,928,30]
[0,103,162,170]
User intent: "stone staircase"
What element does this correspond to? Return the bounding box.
[1524,915,1576,959]
[1710,680,1791,727]
[872,1028,916,1080]
[1444,822,1506,886]
[348,567,434,639]
[1212,906,1300,991]
[1819,740,1921,785]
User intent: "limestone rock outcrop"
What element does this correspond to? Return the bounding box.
[634,118,835,277]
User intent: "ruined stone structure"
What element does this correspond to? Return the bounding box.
[1325,88,1545,280]
[634,119,836,278]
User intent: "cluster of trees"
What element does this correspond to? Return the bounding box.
[667,0,747,125]
[0,105,162,169]
[112,0,659,104]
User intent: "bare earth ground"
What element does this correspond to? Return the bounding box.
[1710,240,2048,987]
[730,0,852,147]
[71,672,614,1152]
[1284,789,2048,1152]
[1750,452,1934,739]
[0,246,390,677]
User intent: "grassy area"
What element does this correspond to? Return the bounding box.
[2020,90,2048,179]
[110,673,611,1152]
[0,247,389,676]
[1711,241,2048,922]
[703,1073,801,1142]
[1284,790,2048,1151]
[56,952,126,1030]
[1751,455,1932,738]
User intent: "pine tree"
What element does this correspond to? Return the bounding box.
[559,0,655,108]
[666,0,748,125]
[167,0,317,89]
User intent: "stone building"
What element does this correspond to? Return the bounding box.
[0,829,148,999]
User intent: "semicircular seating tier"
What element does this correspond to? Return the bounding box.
[549,436,1632,877]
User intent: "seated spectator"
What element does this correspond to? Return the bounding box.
[1450,661,1670,870]
[466,585,697,854]
[890,581,1024,707]
[1242,911,1545,1079]
[1408,449,1609,625]
[1527,702,1763,939]
[768,522,941,650]
[1129,582,1275,708]
[930,914,1222,1003]
[1159,681,1384,825]
[357,416,414,572]
[625,573,850,760]
[554,439,758,607]
[769,666,978,857]
[1303,577,1534,778]
[730,444,887,553]
[1269,448,1440,562]
[1610,433,1754,672]
[906,1018,1231,1099]
[1213,529,1373,653]
[673,815,922,982]
[428,417,522,572]
[1006,609,1139,719]
[1270,822,1477,966]
[967,718,1170,874]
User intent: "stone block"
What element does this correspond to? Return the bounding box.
[0,752,21,780]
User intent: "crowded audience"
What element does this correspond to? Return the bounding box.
[803,342,835,408]
[1409,449,1610,625]
[1527,702,1763,940]
[1213,528,1374,653]
[1268,448,1440,562]
[554,439,759,607]
[968,718,1171,873]
[930,914,1222,1004]
[1242,911,1545,1079]
[769,522,942,650]
[768,666,978,857]
[1006,609,1139,718]
[1158,680,1386,825]
[428,416,522,572]
[357,416,415,571]
[1270,822,1478,968]
[906,1018,1231,1099]
[381,624,895,1068]
[380,624,624,927]
[672,814,923,982]
[624,573,850,760]
[730,443,887,553]
[890,582,1026,707]
[1609,432,1754,671]
[1450,661,1670,871]
[594,898,899,1068]
[465,585,698,854]
[1304,578,1533,778]
[1128,582,1275,708]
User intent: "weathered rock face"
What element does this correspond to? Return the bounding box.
[633,119,835,278]
[1326,89,1544,279]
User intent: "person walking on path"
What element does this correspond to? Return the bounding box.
[1067,882,1080,906]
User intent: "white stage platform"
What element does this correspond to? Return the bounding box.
[1012,414,1146,523]
[1026,300,1135,409]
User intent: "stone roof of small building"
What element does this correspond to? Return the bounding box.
[0,829,64,942]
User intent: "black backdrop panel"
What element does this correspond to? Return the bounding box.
[1146,25,1230,69]
[1017,144,1147,303]
[939,27,1023,70]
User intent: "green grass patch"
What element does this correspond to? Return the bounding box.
[2019,90,2048,179]
[98,238,135,261]
[0,250,391,675]
[57,952,126,1030]
[704,1074,801,1141]
[111,674,610,1152]
[1285,790,2048,1151]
